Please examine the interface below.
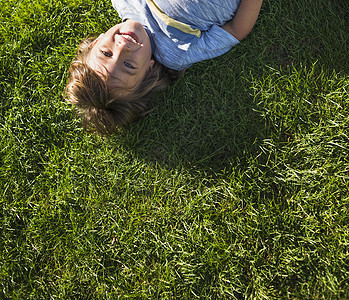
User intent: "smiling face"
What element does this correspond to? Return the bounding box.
[87,20,154,97]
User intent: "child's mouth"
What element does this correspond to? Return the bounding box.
[118,32,143,47]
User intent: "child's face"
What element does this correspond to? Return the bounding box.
[87,20,154,97]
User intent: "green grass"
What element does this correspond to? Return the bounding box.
[0,0,348,298]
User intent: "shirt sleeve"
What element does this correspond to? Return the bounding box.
[179,24,240,70]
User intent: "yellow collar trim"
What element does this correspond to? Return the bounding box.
[146,0,202,38]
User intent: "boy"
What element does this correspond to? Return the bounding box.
[65,0,263,134]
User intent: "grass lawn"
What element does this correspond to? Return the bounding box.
[0,0,348,298]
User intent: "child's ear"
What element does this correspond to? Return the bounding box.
[149,59,155,70]
[89,33,104,48]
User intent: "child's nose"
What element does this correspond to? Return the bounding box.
[115,40,131,51]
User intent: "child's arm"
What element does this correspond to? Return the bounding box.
[222,0,263,41]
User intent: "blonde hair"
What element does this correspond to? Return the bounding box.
[64,35,182,135]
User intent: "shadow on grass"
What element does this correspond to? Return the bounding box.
[118,55,267,175]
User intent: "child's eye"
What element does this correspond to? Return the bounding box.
[101,50,112,57]
[124,61,135,69]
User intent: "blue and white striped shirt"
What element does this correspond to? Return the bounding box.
[111,0,241,70]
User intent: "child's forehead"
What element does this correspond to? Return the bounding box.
[107,73,137,90]
[107,76,138,99]
[87,58,137,94]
